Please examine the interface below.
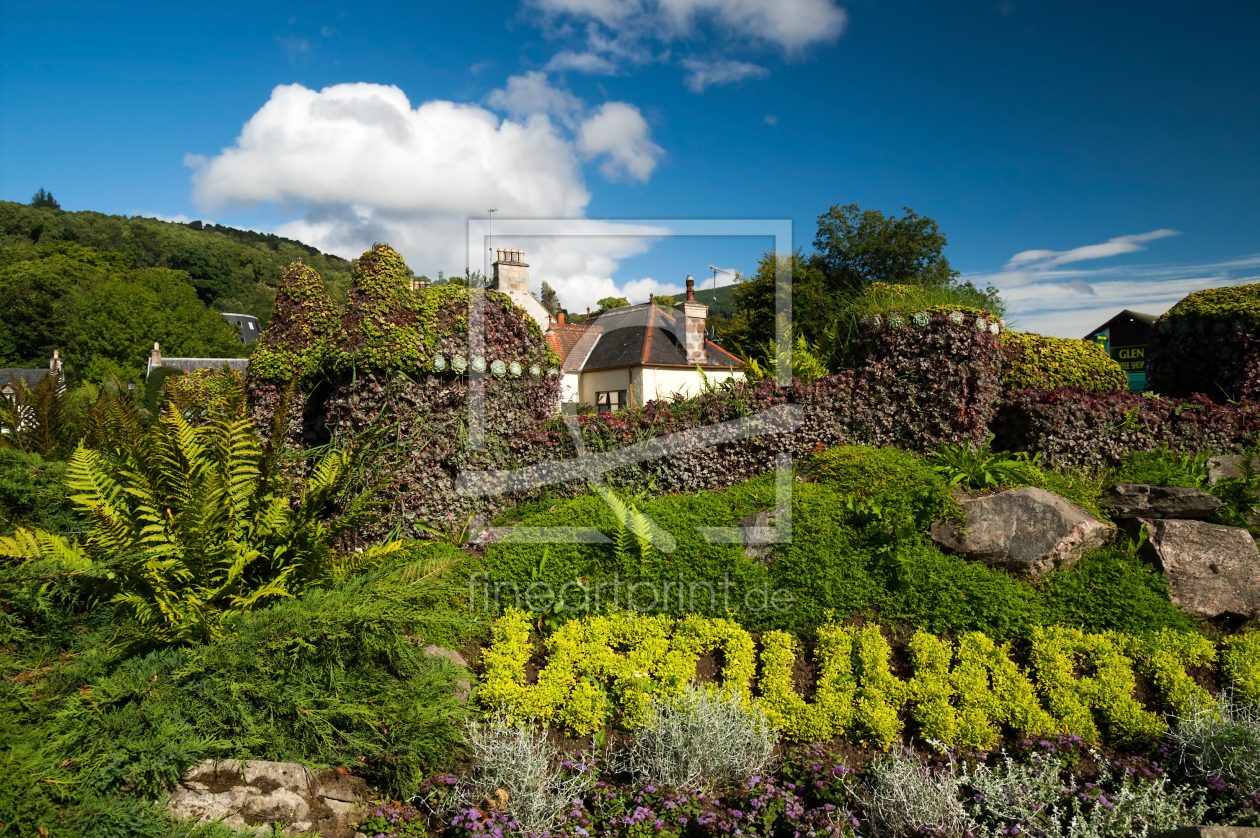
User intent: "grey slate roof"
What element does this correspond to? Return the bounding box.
[0,368,52,391]
[581,303,742,371]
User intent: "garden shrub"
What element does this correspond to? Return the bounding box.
[1224,632,1260,706]
[247,261,344,385]
[991,386,1260,468]
[160,365,245,418]
[1168,691,1260,792]
[1111,447,1211,488]
[1148,282,1260,403]
[478,612,1253,748]
[1037,545,1194,635]
[999,330,1127,393]
[0,448,74,536]
[1029,626,1164,744]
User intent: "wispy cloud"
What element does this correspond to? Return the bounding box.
[968,230,1259,338]
[680,58,769,93]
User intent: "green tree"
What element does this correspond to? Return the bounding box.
[64,270,243,383]
[812,203,957,293]
[597,296,630,312]
[30,188,60,210]
[540,280,561,316]
[729,250,833,359]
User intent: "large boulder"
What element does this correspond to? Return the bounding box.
[167,759,370,836]
[1207,455,1260,487]
[1102,483,1222,519]
[929,487,1114,577]
[1123,518,1260,618]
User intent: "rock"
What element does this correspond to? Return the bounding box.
[1102,483,1221,519]
[930,487,1114,577]
[1159,828,1260,838]
[1207,455,1260,486]
[1123,518,1260,618]
[423,644,472,706]
[167,759,367,836]
[740,510,774,563]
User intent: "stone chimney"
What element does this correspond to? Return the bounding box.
[49,349,63,376]
[150,342,163,368]
[673,275,708,364]
[492,248,529,295]
[491,248,550,331]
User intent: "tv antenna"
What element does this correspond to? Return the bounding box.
[487,209,497,256]
[708,265,732,295]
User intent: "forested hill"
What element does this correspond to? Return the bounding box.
[0,201,352,384]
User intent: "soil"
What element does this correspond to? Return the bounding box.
[186,765,247,794]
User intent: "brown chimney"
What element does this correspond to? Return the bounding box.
[685,275,695,302]
[558,311,565,325]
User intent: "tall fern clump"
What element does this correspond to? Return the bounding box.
[0,381,400,644]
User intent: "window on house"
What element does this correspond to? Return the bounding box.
[595,390,627,413]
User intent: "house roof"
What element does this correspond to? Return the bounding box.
[0,367,51,392]
[1081,309,1158,340]
[546,323,594,364]
[581,303,742,371]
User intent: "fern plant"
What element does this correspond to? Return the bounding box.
[0,404,400,644]
[930,435,1037,491]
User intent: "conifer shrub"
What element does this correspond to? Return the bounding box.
[999,330,1128,393]
[1148,282,1260,403]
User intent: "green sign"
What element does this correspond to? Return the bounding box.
[1111,344,1146,391]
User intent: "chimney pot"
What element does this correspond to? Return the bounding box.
[558,311,565,325]
[685,275,695,302]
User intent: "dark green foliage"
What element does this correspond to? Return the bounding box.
[1000,330,1127,393]
[0,550,477,834]
[0,448,75,536]
[813,203,959,293]
[30,188,61,210]
[1112,447,1211,488]
[930,436,1034,491]
[1038,543,1194,635]
[597,296,630,312]
[1210,458,1260,537]
[0,200,353,318]
[1148,282,1260,403]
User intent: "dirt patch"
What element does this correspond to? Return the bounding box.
[186,766,247,794]
[694,649,724,683]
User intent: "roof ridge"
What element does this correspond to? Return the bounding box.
[641,305,656,365]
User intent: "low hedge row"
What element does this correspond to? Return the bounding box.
[479,610,1247,750]
[999,331,1127,393]
[1148,282,1260,403]
[992,386,1260,467]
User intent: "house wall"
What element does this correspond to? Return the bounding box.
[578,368,632,406]
[560,371,582,407]
[639,366,743,403]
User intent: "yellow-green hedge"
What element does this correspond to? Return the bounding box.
[480,611,1258,747]
[999,331,1128,392]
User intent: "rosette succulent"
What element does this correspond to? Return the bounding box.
[471,356,487,373]
[451,355,468,373]
[948,311,965,325]
[888,314,905,329]
[432,354,446,372]
[509,361,522,377]
[975,317,989,332]
[529,364,541,377]
[912,311,930,327]
[490,359,507,378]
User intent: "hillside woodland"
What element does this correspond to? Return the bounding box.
[3,207,1260,838]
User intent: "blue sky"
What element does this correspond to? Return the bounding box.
[3,0,1257,335]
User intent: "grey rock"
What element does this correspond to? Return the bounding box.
[1207,455,1260,486]
[1123,518,1260,618]
[1103,483,1221,519]
[930,487,1114,578]
[1159,828,1260,838]
[740,510,774,563]
[423,644,472,706]
[167,759,364,836]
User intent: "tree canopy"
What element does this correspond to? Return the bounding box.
[30,188,60,210]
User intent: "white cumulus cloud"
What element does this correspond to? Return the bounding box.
[576,102,664,182]
[187,82,670,313]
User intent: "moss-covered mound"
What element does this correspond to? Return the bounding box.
[1148,282,1260,402]
[999,331,1127,393]
[248,262,344,384]
[162,366,245,417]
